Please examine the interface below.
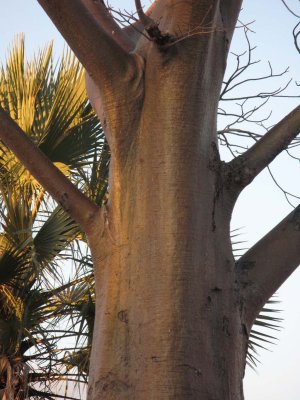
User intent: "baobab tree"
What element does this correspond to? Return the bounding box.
[0,1,299,399]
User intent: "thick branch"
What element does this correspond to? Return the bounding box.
[228,105,300,188]
[0,108,99,233]
[236,205,300,324]
[37,0,136,90]
[81,0,135,52]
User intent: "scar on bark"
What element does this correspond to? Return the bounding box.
[209,142,222,232]
[59,192,70,211]
[237,260,256,271]
[134,0,174,45]
[118,310,129,324]
[242,324,248,337]
[178,363,202,377]
[222,316,230,336]
[95,372,130,393]
[151,355,161,363]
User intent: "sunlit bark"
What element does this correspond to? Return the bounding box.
[0,0,300,399]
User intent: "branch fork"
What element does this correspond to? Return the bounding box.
[134,0,174,45]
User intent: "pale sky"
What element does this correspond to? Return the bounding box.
[1,1,300,399]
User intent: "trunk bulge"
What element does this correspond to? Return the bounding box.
[87,3,247,399]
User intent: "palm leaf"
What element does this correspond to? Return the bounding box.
[0,37,108,398]
[231,229,282,368]
[33,206,79,266]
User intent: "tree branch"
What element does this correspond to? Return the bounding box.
[80,0,135,52]
[236,205,300,324]
[227,105,300,188]
[132,0,174,45]
[37,0,137,91]
[135,0,154,28]
[0,108,99,233]
[106,0,158,47]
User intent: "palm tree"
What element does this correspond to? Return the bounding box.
[0,35,108,399]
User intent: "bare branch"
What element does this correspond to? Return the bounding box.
[293,21,300,53]
[220,29,298,102]
[0,108,99,233]
[227,105,300,187]
[280,0,300,53]
[237,205,300,324]
[220,29,259,99]
[135,0,154,28]
[218,24,300,195]
[267,166,300,207]
[37,0,137,91]
[105,0,158,46]
[105,3,155,46]
[280,0,300,18]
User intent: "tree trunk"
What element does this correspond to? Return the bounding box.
[87,5,248,398]
[2,1,300,398]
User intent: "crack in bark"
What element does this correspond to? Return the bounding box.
[95,373,130,393]
[59,192,70,212]
[151,355,161,363]
[178,363,202,377]
[222,316,231,336]
[242,323,248,337]
[209,142,222,231]
[117,310,129,324]
[236,260,256,271]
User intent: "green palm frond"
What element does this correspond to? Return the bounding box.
[0,36,109,398]
[62,347,90,376]
[247,299,282,369]
[74,139,110,206]
[0,35,104,184]
[33,206,79,266]
[0,241,30,285]
[0,186,33,247]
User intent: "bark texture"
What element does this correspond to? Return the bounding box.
[86,2,247,399]
[1,1,300,399]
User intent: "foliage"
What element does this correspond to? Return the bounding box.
[231,229,282,369]
[0,36,107,399]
